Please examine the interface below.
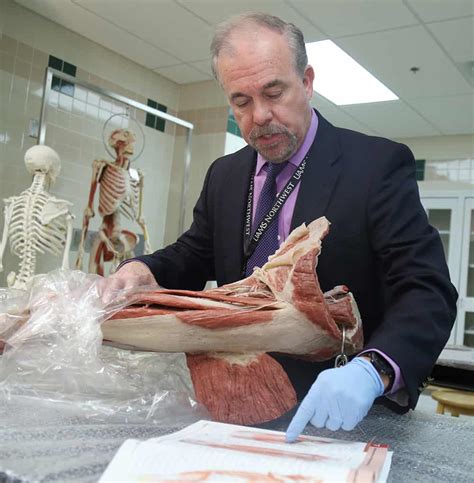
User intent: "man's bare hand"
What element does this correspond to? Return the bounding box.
[100,261,159,305]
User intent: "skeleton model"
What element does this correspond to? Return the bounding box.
[76,128,151,276]
[0,145,74,290]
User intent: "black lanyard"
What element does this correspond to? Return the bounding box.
[243,153,309,261]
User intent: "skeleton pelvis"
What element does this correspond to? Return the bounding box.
[115,231,138,258]
[104,230,139,260]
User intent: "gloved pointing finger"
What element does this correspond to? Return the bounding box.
[285,357,384,442]
[285,394,318,443]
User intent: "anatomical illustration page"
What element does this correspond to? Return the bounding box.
[100,420,393,482]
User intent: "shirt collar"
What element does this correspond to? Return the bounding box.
[255,109,319,175]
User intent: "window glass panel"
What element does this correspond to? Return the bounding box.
[427,209,451,231]
[467,211,474,298]
[51,75,61,92]
[63,61,77,77]
[48,55,63,71]
[464,312,474,347]
[427,209,451,262]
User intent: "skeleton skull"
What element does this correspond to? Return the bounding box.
[108,129,136,157]
[24,145,61,183]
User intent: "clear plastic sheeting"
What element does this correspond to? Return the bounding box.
[0,269,208,425]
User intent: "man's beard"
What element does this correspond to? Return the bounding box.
[249,124,298,163]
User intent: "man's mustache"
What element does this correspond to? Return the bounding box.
[249,124,289,143]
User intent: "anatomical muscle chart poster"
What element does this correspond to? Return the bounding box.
[100,420,393,482]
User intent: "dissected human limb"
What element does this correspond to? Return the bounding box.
[102,217,362,424]
[187,352,296,425]
[103,218,362,357]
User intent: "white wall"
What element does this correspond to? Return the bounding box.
[224,132,247,155]
[397,134,474,161]
[398,134,474,192]
[163,81,228,245]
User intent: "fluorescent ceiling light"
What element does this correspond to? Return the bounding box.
[306,40,398,105]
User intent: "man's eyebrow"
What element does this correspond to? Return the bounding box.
[263,79,286,89]
[230,80,287,101]
[230,92,248,102]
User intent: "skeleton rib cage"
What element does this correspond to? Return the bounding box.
[1,173,73,289]
[98,162,141,221]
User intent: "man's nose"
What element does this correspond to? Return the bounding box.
[253,101,272,126]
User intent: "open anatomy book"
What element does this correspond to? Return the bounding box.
[100,420,393,482]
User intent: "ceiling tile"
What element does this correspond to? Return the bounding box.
[311,93,377,136]
[188,59,213,78]
[406,0,474,23]
[154,64,211,84]
[74,0,213,63]
[335,25,472,99]
[409,94,474,134]
[289,0,418,38]
[16,0,180,68]
[427,17,474,63]
[340,100,441,138]
[176,0,326,43]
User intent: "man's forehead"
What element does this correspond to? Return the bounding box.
[218,51,291,91]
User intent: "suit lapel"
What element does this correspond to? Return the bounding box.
[291,111,343,230]
[221,146,256,281]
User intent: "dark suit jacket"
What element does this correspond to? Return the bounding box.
[137,111,458,410]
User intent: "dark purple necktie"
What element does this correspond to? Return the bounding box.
[245,161,287,276]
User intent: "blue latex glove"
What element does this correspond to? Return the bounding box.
[285,357,384,442]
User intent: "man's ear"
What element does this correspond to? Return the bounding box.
[303,65,315,99]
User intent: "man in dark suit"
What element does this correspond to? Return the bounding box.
[106,13,457,439]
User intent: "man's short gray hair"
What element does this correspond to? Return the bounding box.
[210,12,308,81]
